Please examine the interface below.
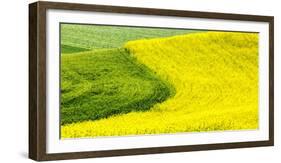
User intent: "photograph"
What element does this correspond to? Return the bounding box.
[28,1,274,160]
[60,23,259,139]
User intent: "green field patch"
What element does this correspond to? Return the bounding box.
[60,24,197,125]
[61,23,199,51]
[61,48,175,125]
[61,44,89,54]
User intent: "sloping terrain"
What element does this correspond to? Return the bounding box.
[61,48,174,125]
[61,31,259,138]
[60,25,194,126]
[61,24,198,53]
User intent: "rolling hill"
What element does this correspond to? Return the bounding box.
[61,31,259,138]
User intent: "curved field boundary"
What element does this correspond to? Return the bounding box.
[61,48,175,125]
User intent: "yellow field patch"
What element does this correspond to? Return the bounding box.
[61,31,258,138]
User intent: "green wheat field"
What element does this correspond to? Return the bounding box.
[60,24,259,139]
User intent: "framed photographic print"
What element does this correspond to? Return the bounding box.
[29,1,274,161]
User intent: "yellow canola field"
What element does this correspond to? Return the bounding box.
[62,31,258,138]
